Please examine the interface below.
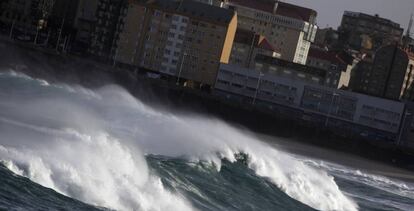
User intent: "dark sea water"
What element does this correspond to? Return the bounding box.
[0,70,413,211]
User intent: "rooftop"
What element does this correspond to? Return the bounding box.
[343,11,403,30]
[257,37,278,52]
[227,0,316,23]
[308,48,346,64]
[234,29,279,52]
[255,54,326,77]
[145,0,235,24]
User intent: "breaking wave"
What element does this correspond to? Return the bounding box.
[0,70,359,210]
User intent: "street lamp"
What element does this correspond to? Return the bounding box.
[252,72,264,105]
[177,52,188,86]
[325,92,340,127]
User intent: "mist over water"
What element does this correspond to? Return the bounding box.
[0,70,413,211]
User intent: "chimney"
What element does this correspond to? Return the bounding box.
[273,0,279,14]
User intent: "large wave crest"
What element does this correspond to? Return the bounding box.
[0,71,358,211]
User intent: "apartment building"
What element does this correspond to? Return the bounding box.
[89,0,126,61]
[215,63,405,136]
[222,0,318,64]
[115,0,237,86]
[349,45,412,100]
[229,28,280,68]
[306,47,347,88]
[254,54,327,85]
[338,11,403,51]
[71,0,99,53]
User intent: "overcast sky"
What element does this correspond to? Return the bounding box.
[283,0,414,33]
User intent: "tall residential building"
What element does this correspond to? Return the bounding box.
[338,11,404,51]
[222,0,318,64]
[349,45,413,100]
[306,47,347,88]
[89,0,126,61]
[115,0,237,86]
[71,0,99,53]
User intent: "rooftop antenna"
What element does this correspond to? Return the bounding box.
[406,13,413,38]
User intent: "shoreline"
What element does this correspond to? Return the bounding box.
[261,134,414,182]
[1,39,413,173]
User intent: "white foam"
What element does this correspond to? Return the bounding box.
[0,71,359,211]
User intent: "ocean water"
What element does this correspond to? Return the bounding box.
[0,70,413,211]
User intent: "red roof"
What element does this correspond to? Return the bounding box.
[234,29,279,52]
[308,48,345,64]
[228,0,273,13]
[257,37,278,52]
[228,0,316,22]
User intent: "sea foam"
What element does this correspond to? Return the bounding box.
[0,71,358,211]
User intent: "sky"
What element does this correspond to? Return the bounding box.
[283,0,414,34]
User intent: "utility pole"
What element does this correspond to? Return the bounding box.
[325,92,339,127]
[253,72,264,104]
[177,52,188,85]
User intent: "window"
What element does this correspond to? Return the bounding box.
[232,83,243,88]
[298,73,306,78]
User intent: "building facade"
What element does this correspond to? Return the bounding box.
[349,45,412,100]
[338,11,404,51]
[306,47,347,88]
[89,0,126,61]
[254,54,327,85]
[229,28,280,69]
[222,0,318,64]
[70,0,99,53]
[215,63,406,137]
[314,27,340,48]
[115,0,237,86]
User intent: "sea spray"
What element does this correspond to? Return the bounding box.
[0,71,358,211]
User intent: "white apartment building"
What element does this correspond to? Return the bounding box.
[222,0,318,64]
